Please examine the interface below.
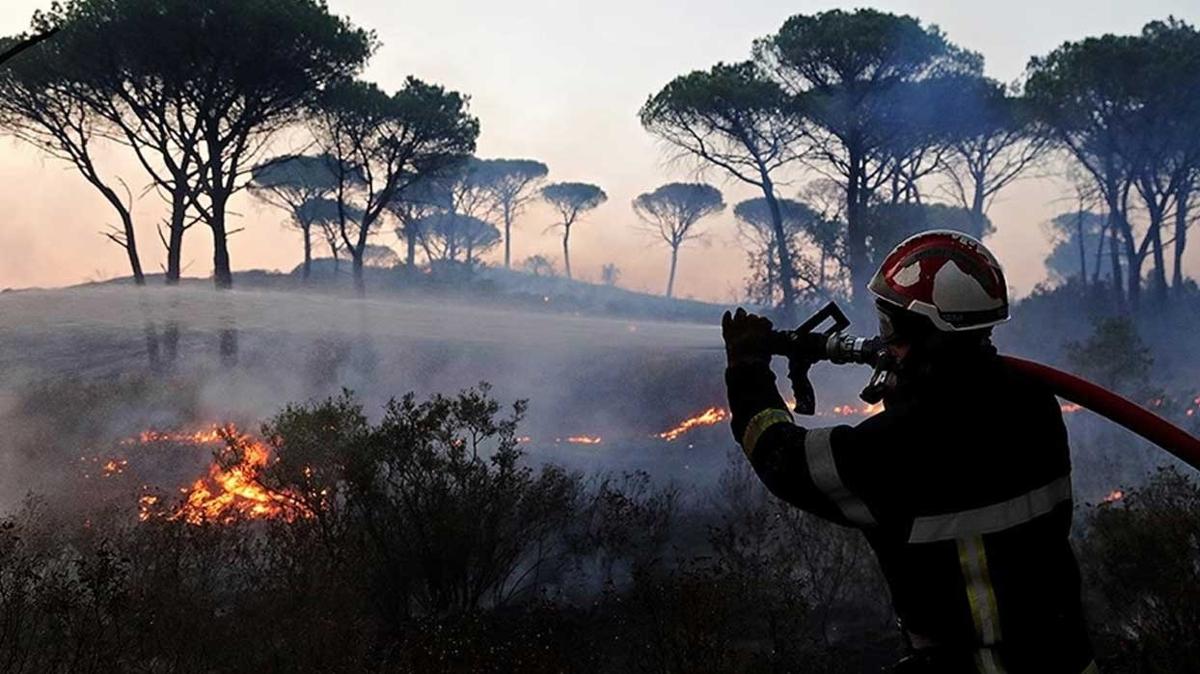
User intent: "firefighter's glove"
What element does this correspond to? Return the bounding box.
[722,307,773,368]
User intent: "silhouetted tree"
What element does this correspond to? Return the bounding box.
[1066,317,1154,397]
[1027,20,1200,309]
[415,212,501,265]
[31,0,374,289]
[476,159,549,269]
[640,62,804,318]
[600,263,621,287]
[734,198,829,303]
[249,154,353,281]
[632,183,725,298]
[521,255,557,278]
[1044,209,1114,287]
[540,182,606,280]
[388,174,455,270]
[0,28,146,284]
[755,9,981,306]
[939,76,1049,239]
[313,78,479,294]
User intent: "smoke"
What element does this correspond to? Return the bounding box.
[0,283,1185,516]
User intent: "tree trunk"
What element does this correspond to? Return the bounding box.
[1173,183,1190,297]
[970,181,988,240]
[1150,220,1167,305]
[761,174,797,321]
[562,225,572,280]
[503,204,514,270]
[1076,209,1087,289]
[96,183,144,285]
[352,252,365,296]
[1109,218,1124,311]
[302,225,312,282]
[405,229,417,271]
[165,187,188,285]
[666,246,679,299]
[210,192,233,290]
[845,147,870,309]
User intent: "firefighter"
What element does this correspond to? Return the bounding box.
[722,230,1096,673]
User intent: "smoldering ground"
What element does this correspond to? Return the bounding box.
[0,284,1184,517]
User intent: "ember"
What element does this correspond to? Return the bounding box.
[1102,489,1124,504]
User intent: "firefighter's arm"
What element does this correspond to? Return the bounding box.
[725,362,872,527]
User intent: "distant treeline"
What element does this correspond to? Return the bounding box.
[2,4,1197,312]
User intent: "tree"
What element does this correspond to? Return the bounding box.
[1026,21,1200,310]
[540,182,606,280]
[521,255,557,278]
[600,263,621,287]
[1066,317,1153,396]
[755,9,981,307]
[640,61,805,318]
[632,183,725,298]
[313,78,479,294]
[863,202,985,270]
[0,27,57,67]
[301,197,364,273]
[388,174,454,270]
[939,76,1049,239]
[1043,209,1115,287]
[0,30,146,284]
[734,198,828,303]
[249,155,350,281]
[414,212,501,266]
[475,159,549,269]
[34,0,374,289]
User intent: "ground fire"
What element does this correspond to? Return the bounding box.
[126,424,303,524]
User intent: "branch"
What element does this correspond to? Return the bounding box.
[0,28,59,68]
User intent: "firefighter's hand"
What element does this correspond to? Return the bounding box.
[722,307,773,367]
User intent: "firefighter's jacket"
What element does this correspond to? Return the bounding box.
[726,353,1096,674]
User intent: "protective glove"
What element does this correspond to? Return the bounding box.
[721,307,773,368]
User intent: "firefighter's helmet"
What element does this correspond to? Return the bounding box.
[868,230,1009,333]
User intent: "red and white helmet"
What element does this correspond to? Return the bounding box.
[868,230,1009,332]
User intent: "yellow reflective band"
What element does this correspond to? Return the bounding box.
[957,535,1005,673]
[1080,661,1100,674]
[741,408,792,459]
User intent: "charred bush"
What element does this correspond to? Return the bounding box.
[1079,467,1200,673]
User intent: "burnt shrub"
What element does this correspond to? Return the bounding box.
[1079,467,1200,673]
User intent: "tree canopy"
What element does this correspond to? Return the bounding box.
[633,182,725,297]
[541,182,607,280]
[312,76,479,293]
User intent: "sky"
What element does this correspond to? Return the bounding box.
[1,0,1198,301]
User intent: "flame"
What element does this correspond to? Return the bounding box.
[1102,489,1124,504]
[102,458,127,476]
[562,435,603,445]
[130,424,302,525]
[659,406,728,441]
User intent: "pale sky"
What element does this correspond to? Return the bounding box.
[2,0,1197,300]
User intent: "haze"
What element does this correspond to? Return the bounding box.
[2,0,1197,299]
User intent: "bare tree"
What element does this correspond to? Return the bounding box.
[632,183,725,298]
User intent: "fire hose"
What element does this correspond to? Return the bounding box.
[768,302,1200,472]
